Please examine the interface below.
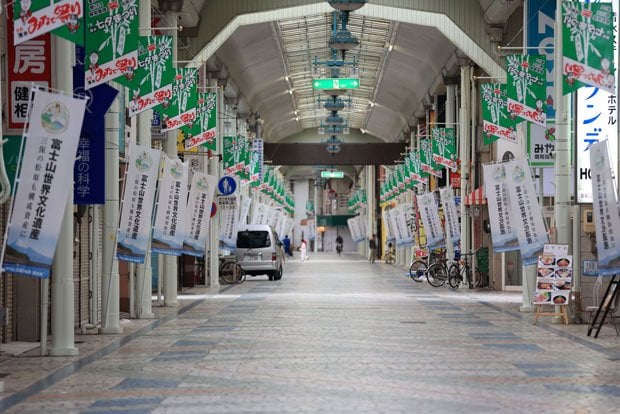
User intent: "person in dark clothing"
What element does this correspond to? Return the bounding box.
[282,235,293,257]
[335,235,343,255]
[368,234,377,263]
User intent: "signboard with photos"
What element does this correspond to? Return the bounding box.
[534,244,572,306]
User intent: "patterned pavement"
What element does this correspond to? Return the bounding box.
[1,253,619,413]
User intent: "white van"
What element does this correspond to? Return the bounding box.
[234,224,285,281]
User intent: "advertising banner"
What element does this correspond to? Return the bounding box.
[151,156,188,256]
[184,173,217,257]
[527,122,557,167]
[439,187,460,244]
[13,0,83,45]
[183,92,217,151]
[416,193,445,250]
[85,0,139,89]
[116,143,161,263]
[251,138,264,185]
[483,163,520,253]
[589,140,620,275]
[420,138,442,178]
[161,68,198,132]
[480,83,517,144]
[504,158,549,266]
[563,1,615,94]
[124,36,174,117]
[1,88,86,278]
[223,135,246,175]
[6,7,52,132]
[506,54,547,126]
[251,202,268,225]
[238,196,252,228]
[347,217,360,243]
[431,128,457,170]
[383,208,396,242]
[218,194,239,248]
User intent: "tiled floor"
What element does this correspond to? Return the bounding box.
[1,253,619,413]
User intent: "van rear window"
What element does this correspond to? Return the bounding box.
[237,231,271,248]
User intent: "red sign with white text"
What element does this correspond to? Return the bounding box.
[6,8,52,132]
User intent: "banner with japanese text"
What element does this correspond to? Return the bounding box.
[393,204,415,247]
[416,193,445,250]
[251,138,263,185]
[589,140,620,275]
[483,163,520,253]
[223,135,245,175]
[347,216,364,244]
[183,92,217,151]
[151,156,188,256]
[13,0,83,46]
[184,172,217,257]
[409,152,428,189]
[85,0,139,89]
[420,138,441,178]
[431,128,457,170]
[439,187,460,244]
[116,142,161,263]
[251,202,269,225]
[480,83,517,144]
[6,7,52,132]
[237,196,252,228]
[563,1,615,94]
[2,88,86,278]
[219,194,239,248]
[122,36,174,117]
[527,122,557,167]
[504,158,549,265]
[161,68,198,132]
[506,54,547,126]
[382,208,396,242]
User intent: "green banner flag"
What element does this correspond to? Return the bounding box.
[161,68,198,132]
[183,92,217,151]
[480,83,517,144]
[223,135,245,175]
[420,138,442,178]
[235,137,250,182]
[410,151,427,188]
[13,0,84,46]
[431,128,457,170]
[506,54,547,126]
[563,1,616,94]
[119,36,175,117]
[85,0,139,89]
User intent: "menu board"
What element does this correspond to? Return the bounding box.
[534,254,572,305]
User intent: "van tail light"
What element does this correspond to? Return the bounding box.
[272,252,277,261]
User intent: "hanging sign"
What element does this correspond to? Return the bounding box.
[237,196,252,228]
[383,209,396,242]
[2,88,86,278]
[183,92,217,150]
[589,140,620,275]
[151,156,188,256]
[183,172,217,257]
[439,187,460,244]
[480,83,517,144]
[13,0,83,46]
[161,68,198,132]
[431,127,457,170]
[85,0,139,89]
[420,138,442,178]
[218,194,239,248]
[223,135,245,175]
[504,158,549,266]
[506,54,547,126]
[417,193,444,250]
[116,142,161,263]
[482,163,520,253]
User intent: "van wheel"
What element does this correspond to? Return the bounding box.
[273,267,283,281]
[268,273,274,281]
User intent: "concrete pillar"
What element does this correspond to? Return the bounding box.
[445,83,457,267]
[366,165,375,258]
[459,66,471,260]
[208,84,224,287]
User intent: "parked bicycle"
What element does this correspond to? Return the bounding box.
[219,256,246,284]
[409,248,448,285]
[448,250,487,289]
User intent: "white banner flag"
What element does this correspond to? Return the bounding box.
[184,173,217,257]
[504,158,549,266]
[2,88,86,278]
[237,196,252,228]
[483,163,520,253]
[348,216,362,243]
[417,193,445,249]
[590,140,620,275]
[439,187,460,244]
[116,143,162,263]
[383,209,396,242]
[219,194,239,248]
[152,156,188,256]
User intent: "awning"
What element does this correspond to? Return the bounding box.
[465,186,487,206]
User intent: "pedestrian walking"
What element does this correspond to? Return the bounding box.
[300,238,309,262]
[368,234,377,263]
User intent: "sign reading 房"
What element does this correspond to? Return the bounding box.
[1,88,87,278]
[116,142,161,263]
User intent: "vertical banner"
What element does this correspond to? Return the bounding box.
[161,68,198,132]
[6,7,52,132]
[251,138,264,185]
[383,209,396,242]
[116,143,161,263]
[589,141,620,275]
[307,218,316,241]
[431,128,457,170]
[480,83,517,144]
[391,205,406,247]
[416,193,445,250]
[218,194,239,248]
[563,2,616,94]
[13,0,83,45]
[223,135,245,175]
[506,54,547,126]
[347,217,360,243]
[439,187,460,244]
[151,156,188,256]
[2,89,87,278]
[420,138,442,178]
[237,196,252,228]
[504,158,549,265]
[251,202,268,225]
[184,173,217,257]
[402,203,416,247]
[184,92,217,150]
[85,0,139,89]
[483,163,520,253]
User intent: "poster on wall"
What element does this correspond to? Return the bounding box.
[184,173,217,257]
[534,251,572,305]
[504,158,549,266]
[116,142,162,263]
[483,163,520,253]
[1,88,86,278]
[416,193,444,250]
[151,156,188,256]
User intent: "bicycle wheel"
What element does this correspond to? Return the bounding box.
[475,269,487,288]
[426,263,447,287]
[220,261,241,284]
[409,260,427,282]
[448,263,461,288]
